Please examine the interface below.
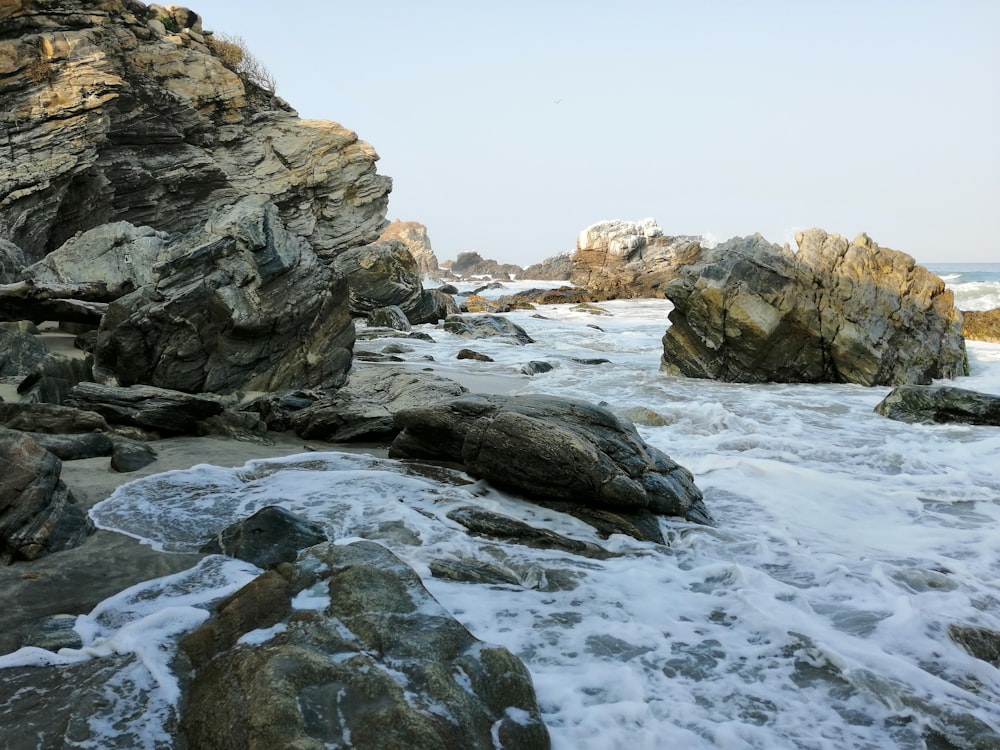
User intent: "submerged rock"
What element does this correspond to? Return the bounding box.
[200,506,327,569]
[874,385,1000,425]
[443,314,535,345]
[390,394,708,537]
[179,540,550,749]
[660,230,967,386]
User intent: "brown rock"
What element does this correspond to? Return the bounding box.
[379,220,440,275]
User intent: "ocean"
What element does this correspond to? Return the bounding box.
[2,264,999,749]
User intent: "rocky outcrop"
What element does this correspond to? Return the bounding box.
[93,196,355,393]
[0,428,93,564]
[0,0,390,264]
[333,240,444,325]
[65,381,224,434]
[570,219,703,300]
[290,367,468,441]
[179,540,550,750]
[874,385,1000,425]
[389,394,708,540]
[0,239,25,283]
[379,220,440,275]
[522,253,573,281]
[962,308,1000,343]
[444,251,523,279]
[660,230,968,386]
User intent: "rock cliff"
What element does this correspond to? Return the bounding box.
[660,230,968,386]
[0,0,390,264]
[570,219,703,299]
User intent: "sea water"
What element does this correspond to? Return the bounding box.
[2,265,998,749]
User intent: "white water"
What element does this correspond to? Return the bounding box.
[3,277,1000,749]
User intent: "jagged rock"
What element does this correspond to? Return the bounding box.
[0,280,113,326]
[366,304,411,331]
[520,361,553,375]
[196,410,273,445]
[0,239,26,283]
[290,367,467,441]
[874,385,1000,425]
[571,219,703,299]
[334,240,442,324]
[65,382,223,434]
[0,401,110,434]
[462,293,507,313]
[457,348,493,362]
[660,231,968,386]
[241,391,320,432]
[443,314,535,345]
[523,253,573,281]
[443,251,522,279]
[179,540,550,750]
[447,506,613,559]
[572,358,611,366]
[0,428,93,563]
[21,222,173,290]
[0,328,48,376]
[93,196,355,393]
[356,327,435,342]
[200,506,327,569]
[426,288,461,319]
[962,308,1000,343]
[16,355,93,404]
[110,438,158,473]
[0,0,389,264]
[499,286,592,307]
[390,394,709,537]
[379,220,440,275]
[949,624,1000,668]
[21,431,114,461]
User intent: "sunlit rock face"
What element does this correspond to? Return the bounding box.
[660,229,968,386]
[0,0,390,264]
[570,219,704,300]
[379,220,440,276]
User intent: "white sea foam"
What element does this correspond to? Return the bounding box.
[5,278,1000,748]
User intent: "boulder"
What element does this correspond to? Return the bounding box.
[0,0,389,264]
[93,196,355,394]
[390,394,708,533]
[0,401,111,434]
[0,239,26,283]
[962,308,1000,343]
[522,253,573,281]
[110,438,158,473]
[20,431,114,461]
[457,348,494,362]
[200,506,328,569]
[179,540,550,750]
[874,385,1000,425]
[15,355,93,405]
[443,314,535,345]
[22,222,173,291]
[498,286,592,306]
[366,304,411,331]
[0,429,93,563]
[334,240,443,324]
[290,367,468,441]
[660,231,968,386]
[379,220,441,275]
[65,382,223,434]
[570,219,703,300]
[241,390,320,432]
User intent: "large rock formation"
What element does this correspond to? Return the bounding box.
[0,0,390,264]
[443,251,523,279]
[570,219,703,299]
[660,230,968,386]
[179,540,550,750]
[93,196,355,393]
[522,252,573,281]
[962,308,1000,343]
[379,220,440,275]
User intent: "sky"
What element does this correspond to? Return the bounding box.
[189,1,1000,266]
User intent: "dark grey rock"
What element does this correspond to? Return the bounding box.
[0,238,26,283]
[447,506,614,559]
[241,390,320,432]
[0,401,110,434]
[179,540,550,750]
[366,304,411,331]
[521,361,554,375]
[21,614,83,651]
[390,394,709,539]
[23,431,114,461]
[291,367,467,441]
[443,314,534,345]
[15,355,93,405]
[874,385,1000,425]
[0,428,93,563]
[65,382,224,434]
[200,506,327,569]
[0,328,48,377]
[572,357,611,366]
[429,557,522,587]
[457,348,493,362]
[111,439,158,473]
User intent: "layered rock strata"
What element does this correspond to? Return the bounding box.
[379,220,440,275]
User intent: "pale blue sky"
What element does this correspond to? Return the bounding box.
[191,1,999,265]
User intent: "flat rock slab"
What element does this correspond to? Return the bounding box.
[65,381,223,434]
